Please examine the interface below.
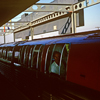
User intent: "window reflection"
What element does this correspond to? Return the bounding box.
[45,43,70,79]
[7,47,13,61]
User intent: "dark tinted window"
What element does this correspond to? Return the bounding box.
[45,44,55,73]
[45,43,70,79]
[31,45,41,69]
[38,45,44,70]
[23,45,30,66]
[60,44,70,79]
[3,48,7,59]
[14,46,22,64]
[28,46,35,68]
[0,48,2,58]
[20,46,27,64]
[7,47,13,61]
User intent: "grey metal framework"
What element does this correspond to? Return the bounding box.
[1,0,100,40]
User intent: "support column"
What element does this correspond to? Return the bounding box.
[30,27,34,40]
[71,5,76,34]
[74,12,77,33]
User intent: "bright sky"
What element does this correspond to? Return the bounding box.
[77,3,100,32]
[12,0,100,33]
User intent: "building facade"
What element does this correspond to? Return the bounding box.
[15,0,79,40]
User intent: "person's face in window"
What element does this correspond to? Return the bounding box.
[53,52,60,65]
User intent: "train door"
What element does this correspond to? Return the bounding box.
[45,43,70,80]
[31,45,41,69]
[0,47,2,58]
[13,46,23,66]
[23,45,31,67]
[18,45,31,67]
[28,45,35,68]
[37,45,44,71]
[7,47,13,62]
[2,47,7,60]
[31,45,44,78]
[20,45,27,65]
[44,44,55,74]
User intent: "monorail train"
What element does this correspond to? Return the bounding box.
[0,30,100,100]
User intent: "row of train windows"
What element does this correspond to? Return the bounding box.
[0,47,13,61]
[14,45,44,69]
[14,44,70,75]
[0,43,70,77]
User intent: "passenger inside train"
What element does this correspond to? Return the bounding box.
[49,51,61,75]
[49,45,66,78]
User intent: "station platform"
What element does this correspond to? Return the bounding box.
[0,73,30,100]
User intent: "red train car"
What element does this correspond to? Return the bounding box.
[0,30,100,100]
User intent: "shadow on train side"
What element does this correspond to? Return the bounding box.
[0,30,100,100]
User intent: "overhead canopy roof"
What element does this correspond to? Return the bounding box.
[0,0,39,26]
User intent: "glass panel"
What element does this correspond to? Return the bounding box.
[31,45,41,69]
[7,47,13,61]
[37,45,44,70]
[14,51,20,63]
[60,44,70,79]
[23,45,30,66]
[14,46,22,64]
[49,44,64,75]
[47,43,70,79]
[18,46,23,64]
[0,48,2,58]
[28,46,35,68]
[3,48,7,59]
[45,44,55,74]
[20,46,27,64]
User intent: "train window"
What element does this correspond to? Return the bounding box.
[38,45,44,70]
[14,46,22,64]
[48,44,64,75]
[45,44,55,73]
[59,44,70,79]
[14,51,20,62]
[0,48,2,58]
[31,45,41,69]
[28,45,35,68]
[18,46,23,64]
[7,47,13,61]
[47,43,70,79]
[23,45,30,66]
[3,48,7,59]
[20,46,27,64]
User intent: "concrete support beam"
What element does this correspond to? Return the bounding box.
[25,3,72,12]
[30,27,34,40]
